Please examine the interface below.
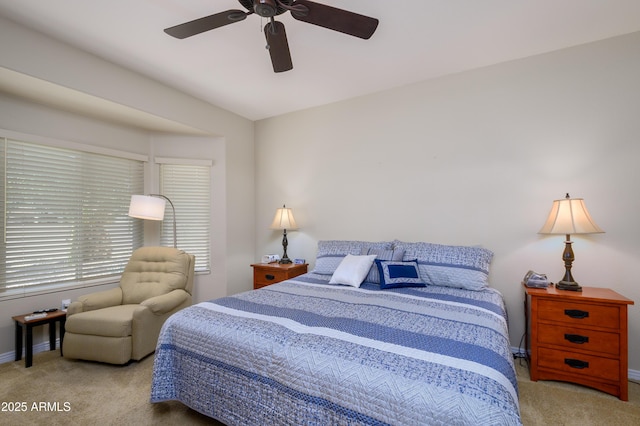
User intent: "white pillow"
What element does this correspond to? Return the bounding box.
[329,254,377,287]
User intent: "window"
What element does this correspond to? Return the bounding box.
[158,159,211,273]
[0,136,145,298]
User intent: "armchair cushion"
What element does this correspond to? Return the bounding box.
[120,247,192,304]
[66,305,139,337]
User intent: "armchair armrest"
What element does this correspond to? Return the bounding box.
[68,287,123,316]
[140,289,190,315]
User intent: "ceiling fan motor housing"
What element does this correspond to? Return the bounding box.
[255,0,277,17]
[241,0,291,17]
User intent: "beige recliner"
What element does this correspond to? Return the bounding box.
[63,246,195,364]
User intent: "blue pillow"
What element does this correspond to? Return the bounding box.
[375,259,425,289]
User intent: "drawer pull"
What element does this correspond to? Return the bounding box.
[564,309,589,319]
[565,358,589,369]
[265,274,275,280]
[565,334,589,344]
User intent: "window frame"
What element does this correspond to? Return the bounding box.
[156,157,212,274]
[0,129,148,300]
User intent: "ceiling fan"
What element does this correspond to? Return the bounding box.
[164,0,379,73]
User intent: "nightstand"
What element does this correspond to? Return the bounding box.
[251,262,308,289]
[524,285,633,400]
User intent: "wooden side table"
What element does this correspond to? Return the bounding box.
[524,284,633,400]
[251,262,308,289]
[12,310,67,368]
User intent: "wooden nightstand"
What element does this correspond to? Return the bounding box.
[251,263,308,289]
[524,285,633,400]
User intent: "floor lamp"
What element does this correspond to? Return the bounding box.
[128,194,177,248]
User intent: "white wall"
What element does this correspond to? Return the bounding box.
[0,16,256,358]
[255,32,640,369]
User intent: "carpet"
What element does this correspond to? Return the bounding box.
[1,350,639,425]
[0,350,217,425]
[515,358,640,425]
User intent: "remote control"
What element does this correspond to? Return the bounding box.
[25,313,48,321]
[33,308,58,313]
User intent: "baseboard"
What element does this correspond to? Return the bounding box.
[511,346,640,382]
[0,339,61,364]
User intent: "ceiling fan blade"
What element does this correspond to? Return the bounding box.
[290,0,378,39]
[264,20,293,73]
[164,10,249,39]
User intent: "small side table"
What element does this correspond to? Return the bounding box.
[12,310,66,368]
[251,262,308,289]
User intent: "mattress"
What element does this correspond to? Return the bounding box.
[150,273,521,425]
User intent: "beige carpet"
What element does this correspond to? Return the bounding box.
[515,357,640,425]
[0,350,218,426]
[1,350,639,425]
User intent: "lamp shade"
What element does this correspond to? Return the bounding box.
[539,195,604,235]
[128,195,166,221]
[270,205,298,230]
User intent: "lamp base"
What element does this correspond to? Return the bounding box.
[279,229,292,264]
[556,280,582,292]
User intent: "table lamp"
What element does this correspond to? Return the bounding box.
[270,204,298,264]
[538,193,604,291]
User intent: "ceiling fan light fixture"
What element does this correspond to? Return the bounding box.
[254,0,278,18]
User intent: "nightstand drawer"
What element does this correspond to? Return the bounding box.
[251,263,308,289]
[538,347,619,381]
[254,269,288,287]
[537,323,619,356]
[538,300,620,329]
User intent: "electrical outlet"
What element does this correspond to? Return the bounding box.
[61,299,71,311]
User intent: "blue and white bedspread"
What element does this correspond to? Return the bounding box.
[151,273,521,425]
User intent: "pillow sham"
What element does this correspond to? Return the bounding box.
[362,247,405,283]
[313,240,392,275]
[375,259,425,289]
[329,254,377,287]
[393,240,493,291]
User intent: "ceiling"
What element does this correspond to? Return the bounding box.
[1,0,640,122]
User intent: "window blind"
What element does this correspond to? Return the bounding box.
[159,163,211,272]
[0,138,144,296]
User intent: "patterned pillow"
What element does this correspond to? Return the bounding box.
[393,240,493,291]
[313,240,393,275]
[375,259,425,289]
[362,247,405,283]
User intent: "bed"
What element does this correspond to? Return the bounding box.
[150,240,521,425]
